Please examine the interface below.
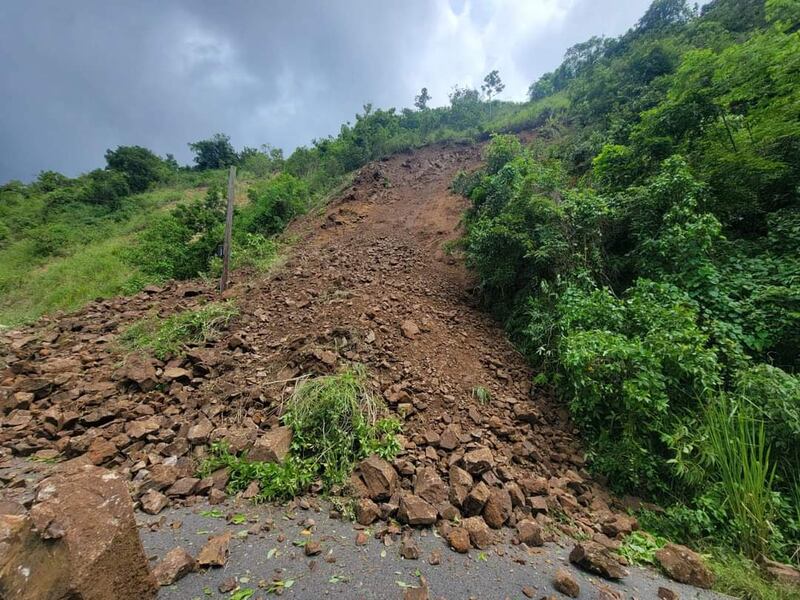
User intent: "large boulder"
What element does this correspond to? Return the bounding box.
[655,543,715,589]
[398,495,437,526]
[0,464,157,599]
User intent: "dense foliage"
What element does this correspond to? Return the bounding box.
[457,0,800,566]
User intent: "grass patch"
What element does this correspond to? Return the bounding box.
[472,386,491,405]
[120,301,238,359]
[199,365,402,502]
[710,551,799,600]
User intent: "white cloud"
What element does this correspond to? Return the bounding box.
[409,0,575,105]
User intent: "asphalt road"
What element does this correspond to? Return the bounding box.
[139,499,728,600]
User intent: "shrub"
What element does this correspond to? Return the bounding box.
[239,173,308,236]
[105,145,169,193]
[199,365,402,501]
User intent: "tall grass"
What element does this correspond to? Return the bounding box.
[705,396,777,559]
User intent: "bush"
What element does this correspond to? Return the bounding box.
[105,145,169,193]
[199,365,402,501]
[239,173,308,236]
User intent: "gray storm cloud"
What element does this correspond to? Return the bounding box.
[0,0,653,182]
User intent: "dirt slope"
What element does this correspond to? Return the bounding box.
[2,141,637,555]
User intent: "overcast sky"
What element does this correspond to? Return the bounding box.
[0,0,656,182]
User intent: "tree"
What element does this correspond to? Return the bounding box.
[188,133,238,170]
[414,87,431,110]
[635,0,695,33]
[481,70,505,101]
[105,145,168,193]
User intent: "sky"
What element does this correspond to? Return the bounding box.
[0,0,657,182]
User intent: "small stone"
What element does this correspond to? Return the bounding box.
[658,587,679,600]
[413,467,448,505]
[428,550,441,565]
[197,532,232,567]
[655,543,715,589]
[461,516,494,549]
[569,542,627,580]
[447,527,471,553]
[400,536,420,560]
[355,498,380,526]
[516,520,544,547]
[218,577,237,593]
[355,531,369,546]
[482,487,512,529]
[462,447,494,475]
[140,489,169,515]
[401,320,420,339]
[553,567,580,598]
[305,539,322,556]
[463,481,491,516]
[522,586,536,598]
[152,547,195,586]
[398,495,437,526]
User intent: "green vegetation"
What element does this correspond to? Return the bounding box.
[451,0,800,587]
[120,301,238,360]
[199,365,401,502]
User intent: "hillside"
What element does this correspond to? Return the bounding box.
[1,0,799,599]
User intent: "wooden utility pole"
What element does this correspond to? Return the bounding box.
[219,165,236,292]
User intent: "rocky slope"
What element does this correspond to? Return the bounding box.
[0,141,718,596]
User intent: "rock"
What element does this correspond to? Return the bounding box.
[166,477,199,497]
[187,418,213,445]
[513,403,540,424]
[140,489,169,515]
[439,424,461,451]
[197,532,232,567]
[569,542,627,580]
[218,577,237,593]
[413,467,448,505]
[0,512,72,599]
[355,498,380,526]
[522,586,536,598]
[401,320,420,339]
[428,550,441,565]
[462,447,494,475]
[516,520,544,547]
[358,455,399,501]
[461,516,494,549]
[123,354,158,391]
[553,567,580,598]
[248,426,292,463]
[163,367,191,381]
[655,543,715,589]
[762,558,800,587]
[400,535,420,559]
[305,539,322,556]
[152,547,195,586]
[463,481,491,516]
[208,488,226,505]
[447,527,471,553]
[398,495,437,526]
[483,487,512,529]
[448,465,473,508]
[602,514,638,538]
[1,464,157,599]
[125,418,160,440]
[402,575,429,600]
[86,436,117,465]
[657,587,679,600]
